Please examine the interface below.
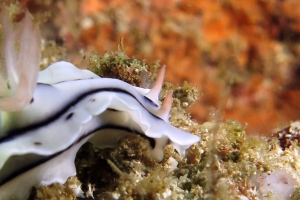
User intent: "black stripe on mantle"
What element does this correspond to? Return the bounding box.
[0,83,160,143]
[0,124,156,186]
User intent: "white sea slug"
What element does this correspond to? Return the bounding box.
[0,8,200,200]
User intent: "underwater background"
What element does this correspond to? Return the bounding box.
[2,0,300,199]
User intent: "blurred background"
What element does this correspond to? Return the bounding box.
[21,0,300,135]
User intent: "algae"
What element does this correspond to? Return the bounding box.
[88,41,160,88]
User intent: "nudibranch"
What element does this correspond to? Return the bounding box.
[0,8,199,200]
